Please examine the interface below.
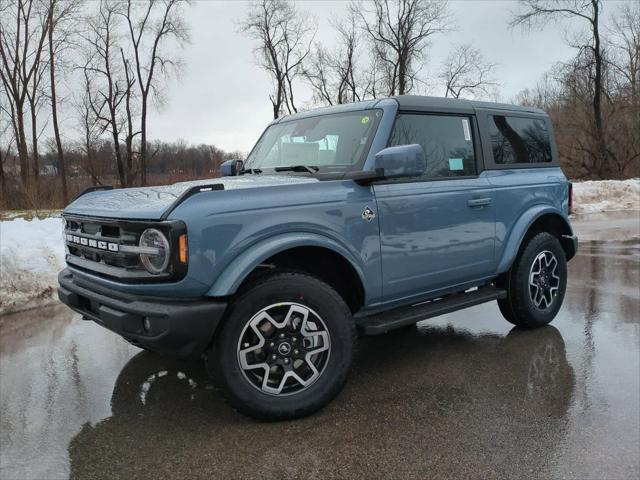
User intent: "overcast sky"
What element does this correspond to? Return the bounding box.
[68,0,625,153]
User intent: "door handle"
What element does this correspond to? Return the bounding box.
[467,198,492,208]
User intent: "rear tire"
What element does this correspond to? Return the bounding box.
[210,271,355,421]
[498,232,567,328]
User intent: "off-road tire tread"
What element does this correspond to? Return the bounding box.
[498,232,567,329]
[210,270,356,421]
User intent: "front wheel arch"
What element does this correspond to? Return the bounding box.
[205,233,369,304]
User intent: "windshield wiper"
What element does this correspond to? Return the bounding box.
[238,168,262,175]
[274,165,319,174]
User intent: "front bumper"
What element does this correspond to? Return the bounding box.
[58,268,226,358]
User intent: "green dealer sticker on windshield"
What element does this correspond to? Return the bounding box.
[361,116,370,124]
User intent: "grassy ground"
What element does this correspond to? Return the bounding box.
[0,210,62,221]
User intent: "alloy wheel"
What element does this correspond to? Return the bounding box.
[237,303,331,396]
[529,250,561,309]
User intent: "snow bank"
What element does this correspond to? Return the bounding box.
[0,216,65,315]
[572,179,640,214]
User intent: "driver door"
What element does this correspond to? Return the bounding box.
[374,113,496,303]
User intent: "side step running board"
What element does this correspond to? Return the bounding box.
[357,286,507,335]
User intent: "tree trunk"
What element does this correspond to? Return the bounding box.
[0,146,6,198]
[113,136,126,188]
[121,48,134,186]
[49,10,68,204]
[29,102,40,183]
[140,98,147,185]
[398,56,406,95]
[15,105,29,184]
[591,0,607,179]
[83,121,99,186]
[108,103,126,188]
[272,78,284,119]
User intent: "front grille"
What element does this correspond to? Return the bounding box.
[63,215,187,283]
[65,218,142,268]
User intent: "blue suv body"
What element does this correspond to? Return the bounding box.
[58,96,577,419]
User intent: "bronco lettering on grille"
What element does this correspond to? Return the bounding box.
[66,234,119,252]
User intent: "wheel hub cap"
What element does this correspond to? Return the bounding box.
[277,342,292,356]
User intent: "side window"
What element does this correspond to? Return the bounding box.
[389,114,476,179]
[488,115,552,164]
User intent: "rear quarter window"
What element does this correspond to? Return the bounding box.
[488,115,552,165]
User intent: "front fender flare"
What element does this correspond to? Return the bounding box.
[205,232,368,298]
[496,205,573,274]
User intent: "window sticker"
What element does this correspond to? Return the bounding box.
[361,116,370,124]
[462,118,471,141]
[449,158,464,171]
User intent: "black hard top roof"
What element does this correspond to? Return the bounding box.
[392,95,546,115]
[274,95,546,124]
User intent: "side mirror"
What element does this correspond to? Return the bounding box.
[220,159,244,177]
[374,144,425,179]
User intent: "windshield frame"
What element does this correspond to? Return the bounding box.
[243,108,384,175]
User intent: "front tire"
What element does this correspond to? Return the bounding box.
[210,271,355,420]
[498,232,567,328]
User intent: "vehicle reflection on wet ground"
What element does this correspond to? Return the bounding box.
[1,214,638,479]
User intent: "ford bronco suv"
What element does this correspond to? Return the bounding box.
[58,96,577,420]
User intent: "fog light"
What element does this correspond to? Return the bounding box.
[143,317,152,332]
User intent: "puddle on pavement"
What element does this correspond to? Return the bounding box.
[570,210,640,242]
[1,226,638,479]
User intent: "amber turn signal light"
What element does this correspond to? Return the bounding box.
[178,234,188,264]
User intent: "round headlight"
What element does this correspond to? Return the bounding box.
[139,228,170,274]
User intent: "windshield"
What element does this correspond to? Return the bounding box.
[244,109,382,172]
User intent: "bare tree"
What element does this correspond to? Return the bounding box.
[0,0,51,184]
[47,0,79,204]
[25,40,47,184]
[121,0,189,186]
[241,0,315,118]
[353,0,451,96]
[76,71,102,186]
[120,46,137,182]
[440,43,498,99]
[511,0,610,177]
[333,17,366,104]
[304,15,365,106]
[605,3,640,178]
[81,0,130,187]
[304,45,334,105]
[607,3,639,107]
[513,71,559,110]
[0,108,13,196]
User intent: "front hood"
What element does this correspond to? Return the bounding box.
[63,175,319,220]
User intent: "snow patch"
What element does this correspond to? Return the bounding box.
[0,216,65,315]
[572,179,640,214]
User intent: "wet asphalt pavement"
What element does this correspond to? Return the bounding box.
[1,212,639,480]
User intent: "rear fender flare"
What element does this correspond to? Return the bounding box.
[496,206,572,274]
